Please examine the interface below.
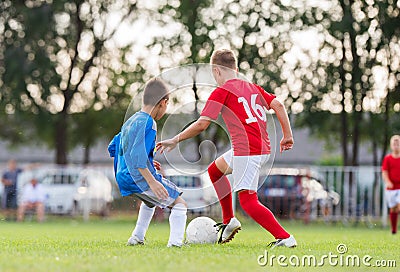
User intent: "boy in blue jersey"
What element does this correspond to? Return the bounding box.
[108,78,187,247]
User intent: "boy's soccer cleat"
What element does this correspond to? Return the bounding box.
[127,235,144,246]
[215,217,242,244]
[167,243,182,248]
[268,235,297,249]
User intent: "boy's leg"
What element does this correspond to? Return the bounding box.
[386,190,400,234]
[136,178,187,247]
[389,208,398,234]
[233,155,295,247]
[17,203,26,222]
[238,190,290,239]
[130,202,155,243]
[167,197,187,247]
[208,154,234,224]
[36,202,45,222]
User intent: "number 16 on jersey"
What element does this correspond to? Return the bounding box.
[238,94,267,124]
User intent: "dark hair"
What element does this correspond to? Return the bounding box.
[210,49,237,69]
[142,78,169,106]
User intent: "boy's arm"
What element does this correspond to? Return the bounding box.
[1,175,12,186]
[138,168,169,200]
[156,117,211,153]
[382,170,393,189]
[270,99,294,152]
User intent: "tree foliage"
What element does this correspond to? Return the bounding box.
[0,0,141,164]
[286,0,400,165]
[1,0,398,166]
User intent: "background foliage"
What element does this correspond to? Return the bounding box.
[0,0,399,165]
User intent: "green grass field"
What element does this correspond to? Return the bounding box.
[0,215,398,272]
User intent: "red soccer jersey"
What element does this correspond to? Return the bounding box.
[201,78,276,156]
[382,154,400,190]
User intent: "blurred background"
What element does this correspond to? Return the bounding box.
[0,0,399,225]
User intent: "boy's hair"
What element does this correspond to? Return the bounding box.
[210,49,237,70]
[142,78,169,106]
[390,135,400,145]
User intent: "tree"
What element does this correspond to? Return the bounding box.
[0,0,140,164]
[287,0,400,166]
[152,0,231,164]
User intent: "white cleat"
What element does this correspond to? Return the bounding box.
[127,235,144,246]
[268,235,297,249]
[216,217,242,244]
[167,243,182,248]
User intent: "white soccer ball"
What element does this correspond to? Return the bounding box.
[186,216,219,244]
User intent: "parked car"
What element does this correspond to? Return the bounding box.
[257,168,340,220]
[163,168,218,214]
[18,167,113,216]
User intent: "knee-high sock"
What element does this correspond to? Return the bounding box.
[132,202,155,240]
[208,161,233,224]
[390,211,398,234]
[168,203,187,246]
[239,190,290,239]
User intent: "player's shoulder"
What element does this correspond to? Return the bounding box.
[382,154,395,163]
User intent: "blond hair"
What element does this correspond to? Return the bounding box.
[210,49,237,70]
[390,135,400,145]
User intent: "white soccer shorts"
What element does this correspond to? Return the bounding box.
[385,189,400,208]
[222,149,270,192]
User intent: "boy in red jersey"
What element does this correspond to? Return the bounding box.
[382,135,400,234]
[157,49,296,247]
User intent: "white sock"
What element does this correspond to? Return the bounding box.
[132,202,155,241]
[168,203,187,246]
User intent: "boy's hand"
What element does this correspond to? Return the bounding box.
[156,137,178,154]
[280,136,294,153]
[386,181,394,189]
[148,179,169,200]
[153,160,162,171]
[153,160,166,177]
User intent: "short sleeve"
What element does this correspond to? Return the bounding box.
[382,155,389,171]
[108,133,120,158]
[256,85,276,109]
[122,120,148,170]
[37,185,46,203]
[201,87,228,120]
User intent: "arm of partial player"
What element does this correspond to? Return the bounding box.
[270,99,294,153]
[382,170,394,189]
[156,117,211,153]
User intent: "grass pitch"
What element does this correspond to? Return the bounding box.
[0,216,398,272]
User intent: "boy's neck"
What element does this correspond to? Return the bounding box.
[141,105,157,119]
[220,74,237,86]
[392,150,400,158]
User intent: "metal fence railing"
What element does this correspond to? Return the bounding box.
[309,166,386,226]
[2,164,388,226]
[67,165,391,226]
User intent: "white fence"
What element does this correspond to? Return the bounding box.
[307,166,387,226]
[1,164,388,225]
[48,165,391,226]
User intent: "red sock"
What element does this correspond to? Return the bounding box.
[239,190,290,239]
[208,161,233,224]
[390,212,398,234]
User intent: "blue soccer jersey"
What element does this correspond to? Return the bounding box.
[108,111,162,196]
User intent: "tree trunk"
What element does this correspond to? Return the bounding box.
[339,37,349,166]
[380,76,391,163]
[55,111,68,165]
[83,143,90,165]
[192,78,203,163]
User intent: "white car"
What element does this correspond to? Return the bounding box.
[19,167,113,216]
